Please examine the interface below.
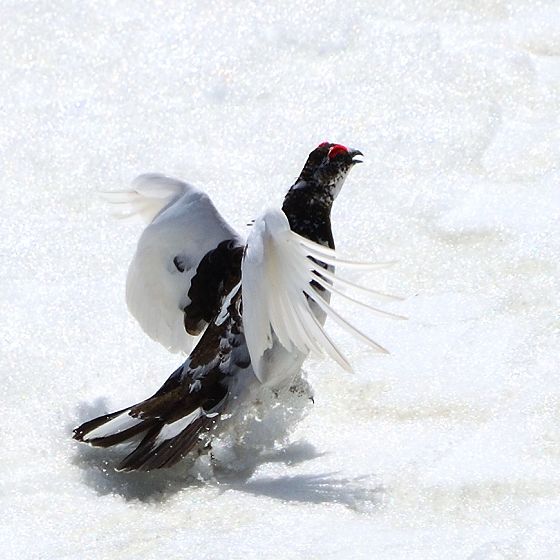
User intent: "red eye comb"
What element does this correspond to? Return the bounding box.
[328,144,348,159]
[317,141,330,148]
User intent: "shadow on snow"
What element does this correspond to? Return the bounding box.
[70,398,384,512]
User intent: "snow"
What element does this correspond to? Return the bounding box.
[1,1,560,559]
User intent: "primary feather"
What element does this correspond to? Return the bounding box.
[100,173,193,223]
[242,208,394,384]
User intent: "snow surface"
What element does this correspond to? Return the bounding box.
[2,1,560,559]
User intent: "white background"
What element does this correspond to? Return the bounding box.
[1,1,560,558]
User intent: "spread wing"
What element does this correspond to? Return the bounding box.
[102,173,244,353]
[241,208,404,384]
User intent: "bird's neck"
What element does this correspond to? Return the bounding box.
[281,182,335,249]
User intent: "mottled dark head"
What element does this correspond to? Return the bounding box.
[295,142,363,200]
[282,142,363,247]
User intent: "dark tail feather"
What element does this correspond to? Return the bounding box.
[73,406,157,448]
[117,414,215,472]
[117,396,228,472]
[73,395,228,472]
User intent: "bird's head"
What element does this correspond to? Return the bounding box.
[296,142,363,201]
[282,142,363,245]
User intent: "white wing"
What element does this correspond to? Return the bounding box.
[104,173,243,353]
[242,208,403,384]
[100,173,192,223]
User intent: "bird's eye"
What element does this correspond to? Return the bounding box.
[328,144,348,159]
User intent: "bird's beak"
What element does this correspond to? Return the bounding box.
[348,149,364,164]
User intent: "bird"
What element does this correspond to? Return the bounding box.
[73,142,401,471]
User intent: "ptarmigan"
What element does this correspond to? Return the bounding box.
[73,143,400,471]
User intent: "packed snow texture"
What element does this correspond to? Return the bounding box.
[1,1,560,559]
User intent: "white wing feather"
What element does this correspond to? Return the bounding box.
[104,173,242,353]
[242,208,400,384]
[100,173,192,223]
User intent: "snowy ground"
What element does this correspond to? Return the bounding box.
[2,1,560,559]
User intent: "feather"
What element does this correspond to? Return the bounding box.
[100,173,192,223]
[310,272,407,319]
[242,208,396,384]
